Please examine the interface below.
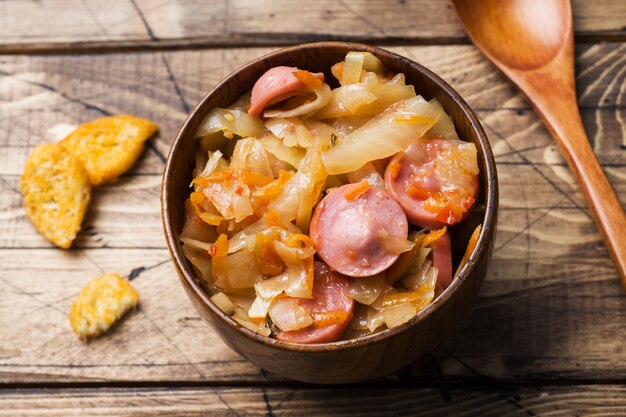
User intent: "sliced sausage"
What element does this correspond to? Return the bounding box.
[248,66,325,117]
[430,230,453,289]
[384,138,479,229]
[276,262,354,343]
[310,182,409,277]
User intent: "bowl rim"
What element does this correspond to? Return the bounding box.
[162,41,498,353]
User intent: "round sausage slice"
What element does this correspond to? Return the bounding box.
[276,262,354,344]
[430,230,453,290]
[310,182,409,277]
[384,138,479,229]
[248,66,325,117]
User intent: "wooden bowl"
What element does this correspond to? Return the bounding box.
[162,42,498,384]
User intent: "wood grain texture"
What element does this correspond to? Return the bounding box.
[0,175,164,248]
[0,43,625,384]
[2,385,626,416]
[1,43,624,176]
[452,0,626,288]
[0,248,257,383]
[2,236,625,383]
[1,44,624,248]
[0,0,624,53]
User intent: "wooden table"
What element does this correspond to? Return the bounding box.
[1,1,625,415]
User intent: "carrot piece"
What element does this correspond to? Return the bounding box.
[189,191,206,216]
[406,183,431,200]
[421,226,447,247]
[264,210,285,229]
[293,70,323,90]
[199,212,224,226]
[387,158,403,180]
[456,225,482,275]
[331,62,344,82]
[311,311,350,328]
[210,234,230,280]
[194,168,273,188]
[381,287,433,310]
[461,196,476,210]
[255,231,285,276]
[392,115,437,124]
[343,181,370,201]
[284,233,314,249]
[435,207,457,224]
[423,195,448,214]
[253,170,294,206]
[304,256,315,296]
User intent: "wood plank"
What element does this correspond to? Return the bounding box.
[2,385,626,416]
[0,0,625,53]
[1,210,626,384]
[0,248,260,383]
[0,43,624,248]
[0,174,164,249]
[2,163,625,249]
[1,44,623,176]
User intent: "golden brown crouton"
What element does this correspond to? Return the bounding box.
[21,143,91,249]
[61,115,158,185]
[69,273,139,341]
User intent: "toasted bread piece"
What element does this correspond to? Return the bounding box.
[21,143,91,249]
[61,115,158,185]
[69,273,139,341]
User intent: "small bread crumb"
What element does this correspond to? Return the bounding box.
[69,273,139,341]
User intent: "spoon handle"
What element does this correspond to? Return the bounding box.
[544,106,626,290]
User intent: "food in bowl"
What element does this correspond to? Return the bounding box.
[179,51,480,344]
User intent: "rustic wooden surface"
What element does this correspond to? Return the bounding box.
[2,385,626,417]
[0,0,625,53]
[1,1,625,415]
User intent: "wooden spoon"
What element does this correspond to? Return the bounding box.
[451,0,626,290]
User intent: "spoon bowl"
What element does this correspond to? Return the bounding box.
[453,0,569,70]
